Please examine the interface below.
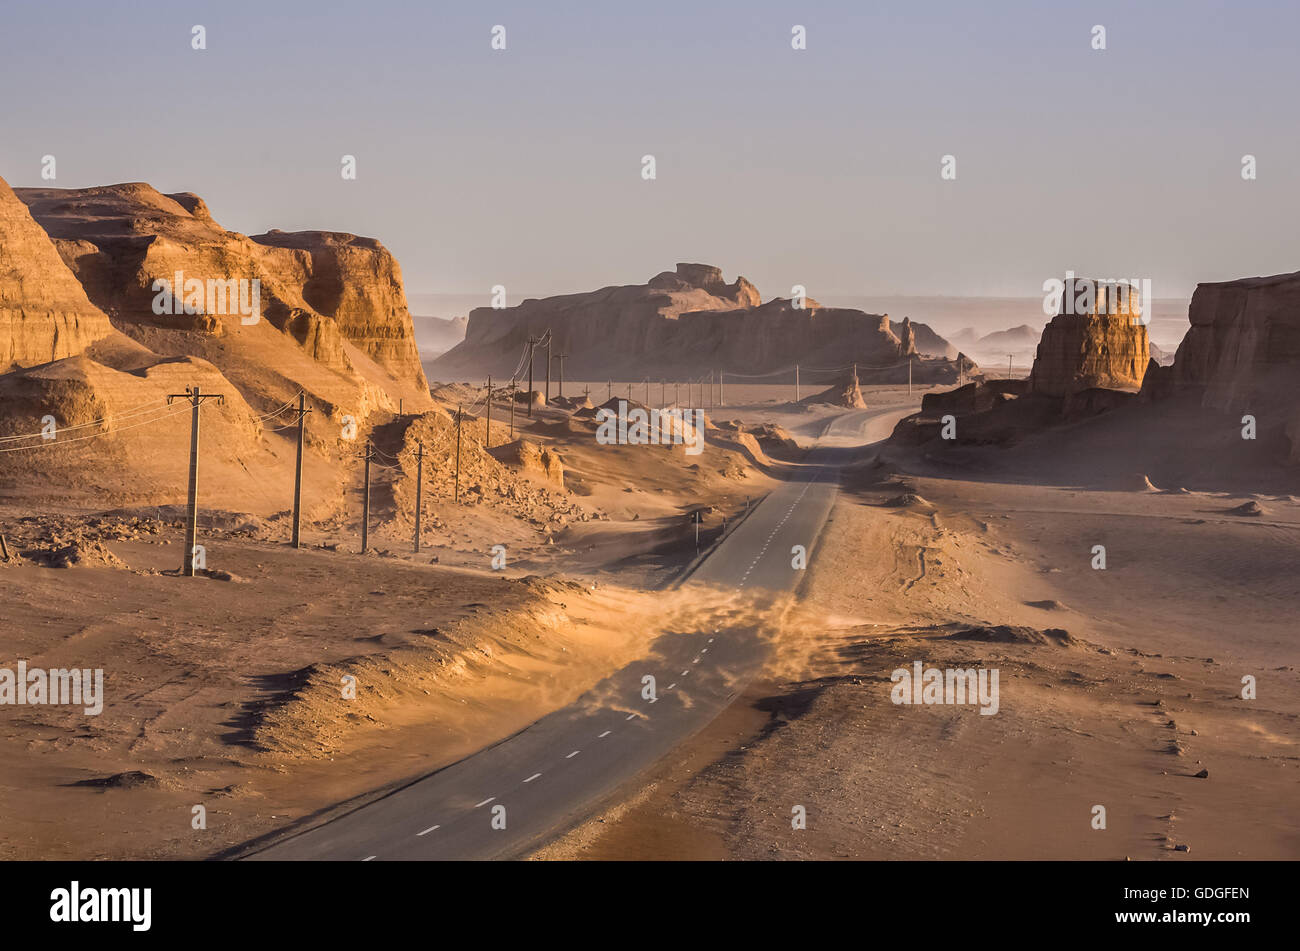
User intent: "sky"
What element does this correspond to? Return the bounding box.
[1,0,1296,300]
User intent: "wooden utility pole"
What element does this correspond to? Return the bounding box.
[454,404,463,501]
[674,382,680,405]
[908,356,913,398]
[485,376,493,448]
[544,335,552,405]
[526,336,537,417]
[795,364,800,401]
[1008,353,1013,380]
[166,384,226,576]
[290,392,312,549]
[361,440,373,554]
[661,380,666,408]
[414,441,424,553]
[719,373,724,406]
[508,382,516,438]
[552,354,567,399]
[644,378,650,407]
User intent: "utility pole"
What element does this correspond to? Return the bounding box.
[166,384,225,576]
[694,510,700,550]
[607,379,612,401]
[552,354,567,399]
[708,371,714,411]
[719,372,724,407]
[361,439,373,554]
[454,404,463,502]
[544,335,552,405]
[674,382,680,406]
[1008,353,1013,380]
[485,376,493,448]
[661,380,666,408]
[795,364,800,401]
[508,382,516,438]
[526,336,537,417]
[290,392,312,549]
[644,378,650,407]
[908,356,913,398]
[414,441,424,553]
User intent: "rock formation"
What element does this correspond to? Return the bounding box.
[432,263,965,384]
[14,182,431,416]
[0,174,114,370]
[1029,279,1149,397]
[800,370,867,408]
[1164,269,1300,462]
[0,174,436,506]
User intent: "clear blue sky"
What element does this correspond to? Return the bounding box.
[2,0,1295,299]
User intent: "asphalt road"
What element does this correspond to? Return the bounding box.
[246,402,912,860]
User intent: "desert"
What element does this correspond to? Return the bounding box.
[2,178,1295,865]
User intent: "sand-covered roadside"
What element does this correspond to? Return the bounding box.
[0,527,672,859]
[532,459,1300,860]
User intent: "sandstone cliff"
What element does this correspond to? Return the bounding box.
[1166,269,1300,462]
[14,182,431,417]
[431,263,963,384]
[0,175,114,370]
[0,175,435,508]
[1029,279,1149,397]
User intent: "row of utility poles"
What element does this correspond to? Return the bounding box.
[173,349,923,574]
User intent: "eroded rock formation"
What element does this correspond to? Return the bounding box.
[0,174,114,370]
[1166,269,1300,462]
[14,181,431,415]
[433,263,964,384]
[1029,279,1149,397]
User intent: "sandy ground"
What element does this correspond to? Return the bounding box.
[0,388,791,859]
[531,394,1300,861]
[4,382,1296,861]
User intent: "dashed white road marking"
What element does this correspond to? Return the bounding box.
[667,683,676,690]
[362,855,377,861]
[475,797,496,808]
[598,730,611,738]
[417,824,440,836]
[566,750,581,759]
[626,713,637,720]
[523,773,542,784]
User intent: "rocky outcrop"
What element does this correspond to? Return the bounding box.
[14,182,431,414]
[1165,269,1300,462]
[800,370,867,408]
[1029,279,1149,397]
[1171,270,1300,406]
[434,263,963,384]
[0,175,114,370]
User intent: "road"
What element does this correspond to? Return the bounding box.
[246,402,913,860]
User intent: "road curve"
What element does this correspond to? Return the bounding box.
[245,400,914,861]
